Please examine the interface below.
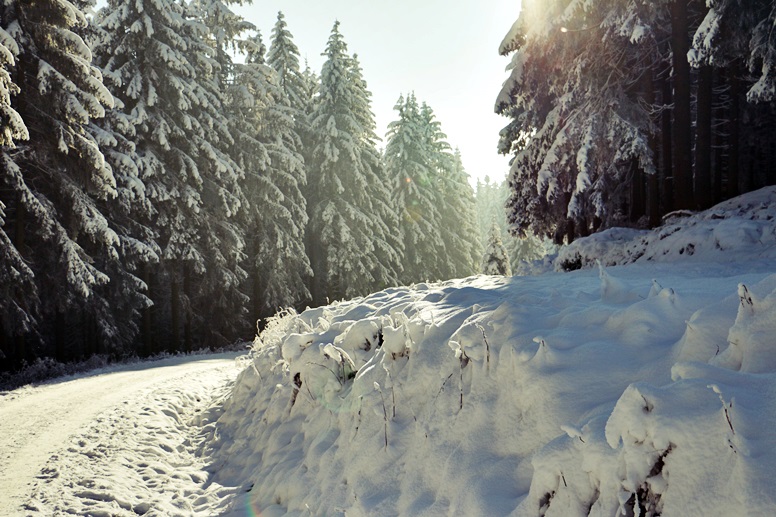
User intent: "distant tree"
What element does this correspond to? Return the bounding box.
[231,32,313,322]
[349,54,403,290]
[384,94,447,283]
[474,177,549,271]
[482,220,512,276]
[306,22,384,303]
[438,148,480,278]
[475,176,508,244]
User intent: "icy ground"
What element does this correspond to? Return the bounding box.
[0,353,245,516]
[207,187,776,516]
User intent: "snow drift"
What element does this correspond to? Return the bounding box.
[209,188,776,516]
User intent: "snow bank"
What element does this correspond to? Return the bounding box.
[209,189,776,516]
[556,186,776,271]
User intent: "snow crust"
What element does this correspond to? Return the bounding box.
[210,188,776,516]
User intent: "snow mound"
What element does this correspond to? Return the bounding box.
[210,251,776,515]
[556,186,776,271]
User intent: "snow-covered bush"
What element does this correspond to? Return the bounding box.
[209,189,776,516]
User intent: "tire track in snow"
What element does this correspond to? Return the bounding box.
[0,353,243,516]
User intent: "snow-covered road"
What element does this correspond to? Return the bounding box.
[0,352,245,516]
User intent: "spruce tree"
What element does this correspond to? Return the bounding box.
[384,94,446,284]
[0,23,36,366]
[497,0,657,242]
[96,0,248,350]
[1,0,130,363]
[267,11,307,112]
[307,22,381,303]
[482,220,512,276]
[437,147,480,279]
[183,0,251,348]
[231,32,312,321]
[349,54,403,290]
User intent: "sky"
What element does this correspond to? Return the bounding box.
[92,0,522,185]
[233,0,520,186]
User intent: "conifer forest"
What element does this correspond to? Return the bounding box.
[2,0,776,373]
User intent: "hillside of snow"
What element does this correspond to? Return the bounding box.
[208,188,776,517]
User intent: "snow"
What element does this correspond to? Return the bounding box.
[205,187,776,516]
[0,353,244,516]
[2,188,776,516]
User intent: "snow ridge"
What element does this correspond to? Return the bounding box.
[211,275,775,515]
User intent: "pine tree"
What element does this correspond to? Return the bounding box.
[482,220,511,276]
[307,22,382,303]
[349,54,403,290]
[693,0,776,104]
[1,0,130,363]
[438,148,480,278]
[497,0,658,242]
[0,22,36,366]
[473,177,548,271]
[384,94,446,283]
[183,0,254,347]
[267,11,307,112]
[231,32,312,321]
[95,0,249,350]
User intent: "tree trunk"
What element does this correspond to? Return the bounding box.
[142,263,154,355]
[13,193,27,364]
[728,61,741,197]
[170,262,180,353]
[250,236,263,325]
[183,262,192,353]
[694,64,713,209]
[55,311,66,362]
[671,0,693,210]
[661,63,674,214]
[644,66,661,227]
[630,160,646,223]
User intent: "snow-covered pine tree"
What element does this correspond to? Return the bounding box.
[181,0,254,348]
[306,22,382,304]
[437,147,480,279]
[0,0,132,363]
[267,13,315,177]
[482,220,511,276]
[230,32,312,322]
[349,54,403,291]
[475,176,506,245]
[473,176,549,271]
[497,0,658,243]
[690,0,776,196]
[267,11,308,113]
[96,0,249,351]
[299,60,319,116]
[193,0,254,90]
[384,93,447,284]
[0,22,36,368]
[694,0,776,104]
[80,5,159,356]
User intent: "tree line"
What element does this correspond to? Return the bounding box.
[0,0,482,372]
[497,0,776,243]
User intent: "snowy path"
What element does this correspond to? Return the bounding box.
[0,352,245,516]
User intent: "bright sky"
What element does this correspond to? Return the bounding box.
[93,0,522,185]
[234,0,520,185]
